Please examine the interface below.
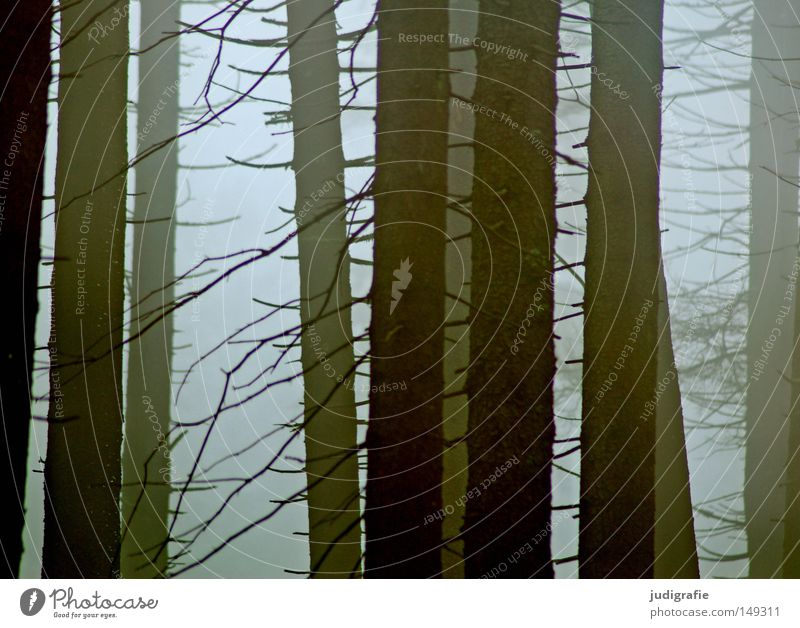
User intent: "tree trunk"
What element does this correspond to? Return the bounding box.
[580,0,663,578]
[42,0,129,578]
[286,0,362,577]
[462,0,559,579]
[654,263,699,578]
[121,0,180,579]
[745,0,800,579]
[364,0,449,578]
[0,0,50,578]
[784,253,800,578]
[441,0,477,578]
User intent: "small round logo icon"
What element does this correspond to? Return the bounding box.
[20,588,45,616]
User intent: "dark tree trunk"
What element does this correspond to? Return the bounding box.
[579,0,663,578]
[286,0,362,577]
[121,0,180,579]
[462,0,560,579]
[364,0,449,578]
[0,0,50,578]
[42,0,128,578]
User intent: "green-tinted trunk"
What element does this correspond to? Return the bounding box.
[580,0,663,578]
[441,0,477,578]
[43,0,129,578]
[121,0,180,578]
[745,0,800,579]
[654,263,699,578]
[286,0,362,577]
[462,0,559,579]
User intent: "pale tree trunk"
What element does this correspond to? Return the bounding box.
[365,0,449,577]
[745,0,800,579]
[580,0,663,578]
[287,0,362,577]
[43,0,129,578]
[462,0,559,578]
[781,2,800,570]
[654,262,699,578]
[0,0,50,577]
[441,0,477,578]
[121,0,180,579]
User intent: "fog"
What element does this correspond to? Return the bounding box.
[17,0,785,578]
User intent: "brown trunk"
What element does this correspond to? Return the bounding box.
[580,0,663,578]
[42,0,128,578]
[364,0,449,577]
[462,0,560,579]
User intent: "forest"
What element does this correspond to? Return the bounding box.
[0,0,799,580]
